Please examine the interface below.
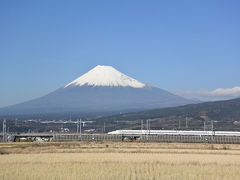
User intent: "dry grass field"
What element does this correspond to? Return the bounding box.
[1,142,240,180]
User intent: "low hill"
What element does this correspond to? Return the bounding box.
[97,98,240,131]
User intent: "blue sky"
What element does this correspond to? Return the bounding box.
[0,0,240,107]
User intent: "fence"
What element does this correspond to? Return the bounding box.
[52,134,240,144]
[53,134,123,142]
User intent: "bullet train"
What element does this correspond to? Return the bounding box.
[108,130,240,136]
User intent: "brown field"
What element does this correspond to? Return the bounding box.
[1,142,240,180]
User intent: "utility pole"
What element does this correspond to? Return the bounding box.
[146,119,150,134]
[146,120,148,132]
[140,120,143,140]
[103,121,106,133]
[79,118,82,140]
[115,120,118,130]
[146,120,149,141]
[178,119,181,129]
[211,120,214,143]
[204,121,206,131]
[185,117,188,129]
[148,120,150,134]
[77,119,80,134]
[146,119,151,141]
[2,119,7,142]
[77,118,82,140]
[211,120,214,131]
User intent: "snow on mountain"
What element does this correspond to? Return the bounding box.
[65,65,146,88]
[0,65,197,116]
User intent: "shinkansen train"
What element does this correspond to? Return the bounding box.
[108,130,240,136]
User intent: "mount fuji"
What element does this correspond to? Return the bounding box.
[0,65,196,115]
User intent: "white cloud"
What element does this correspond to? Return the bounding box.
[175,86,240,102]
[210,87,240,96]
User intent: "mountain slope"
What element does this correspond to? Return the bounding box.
[96,98,240,131]
[0,65,196,115]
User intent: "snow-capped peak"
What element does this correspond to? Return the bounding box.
[64,65,146,88]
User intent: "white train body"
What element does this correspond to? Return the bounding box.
[108,130,240,136]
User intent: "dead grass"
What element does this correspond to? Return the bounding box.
[0,142,240,155]
[1,152,240,180]
[1,142,240,179]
